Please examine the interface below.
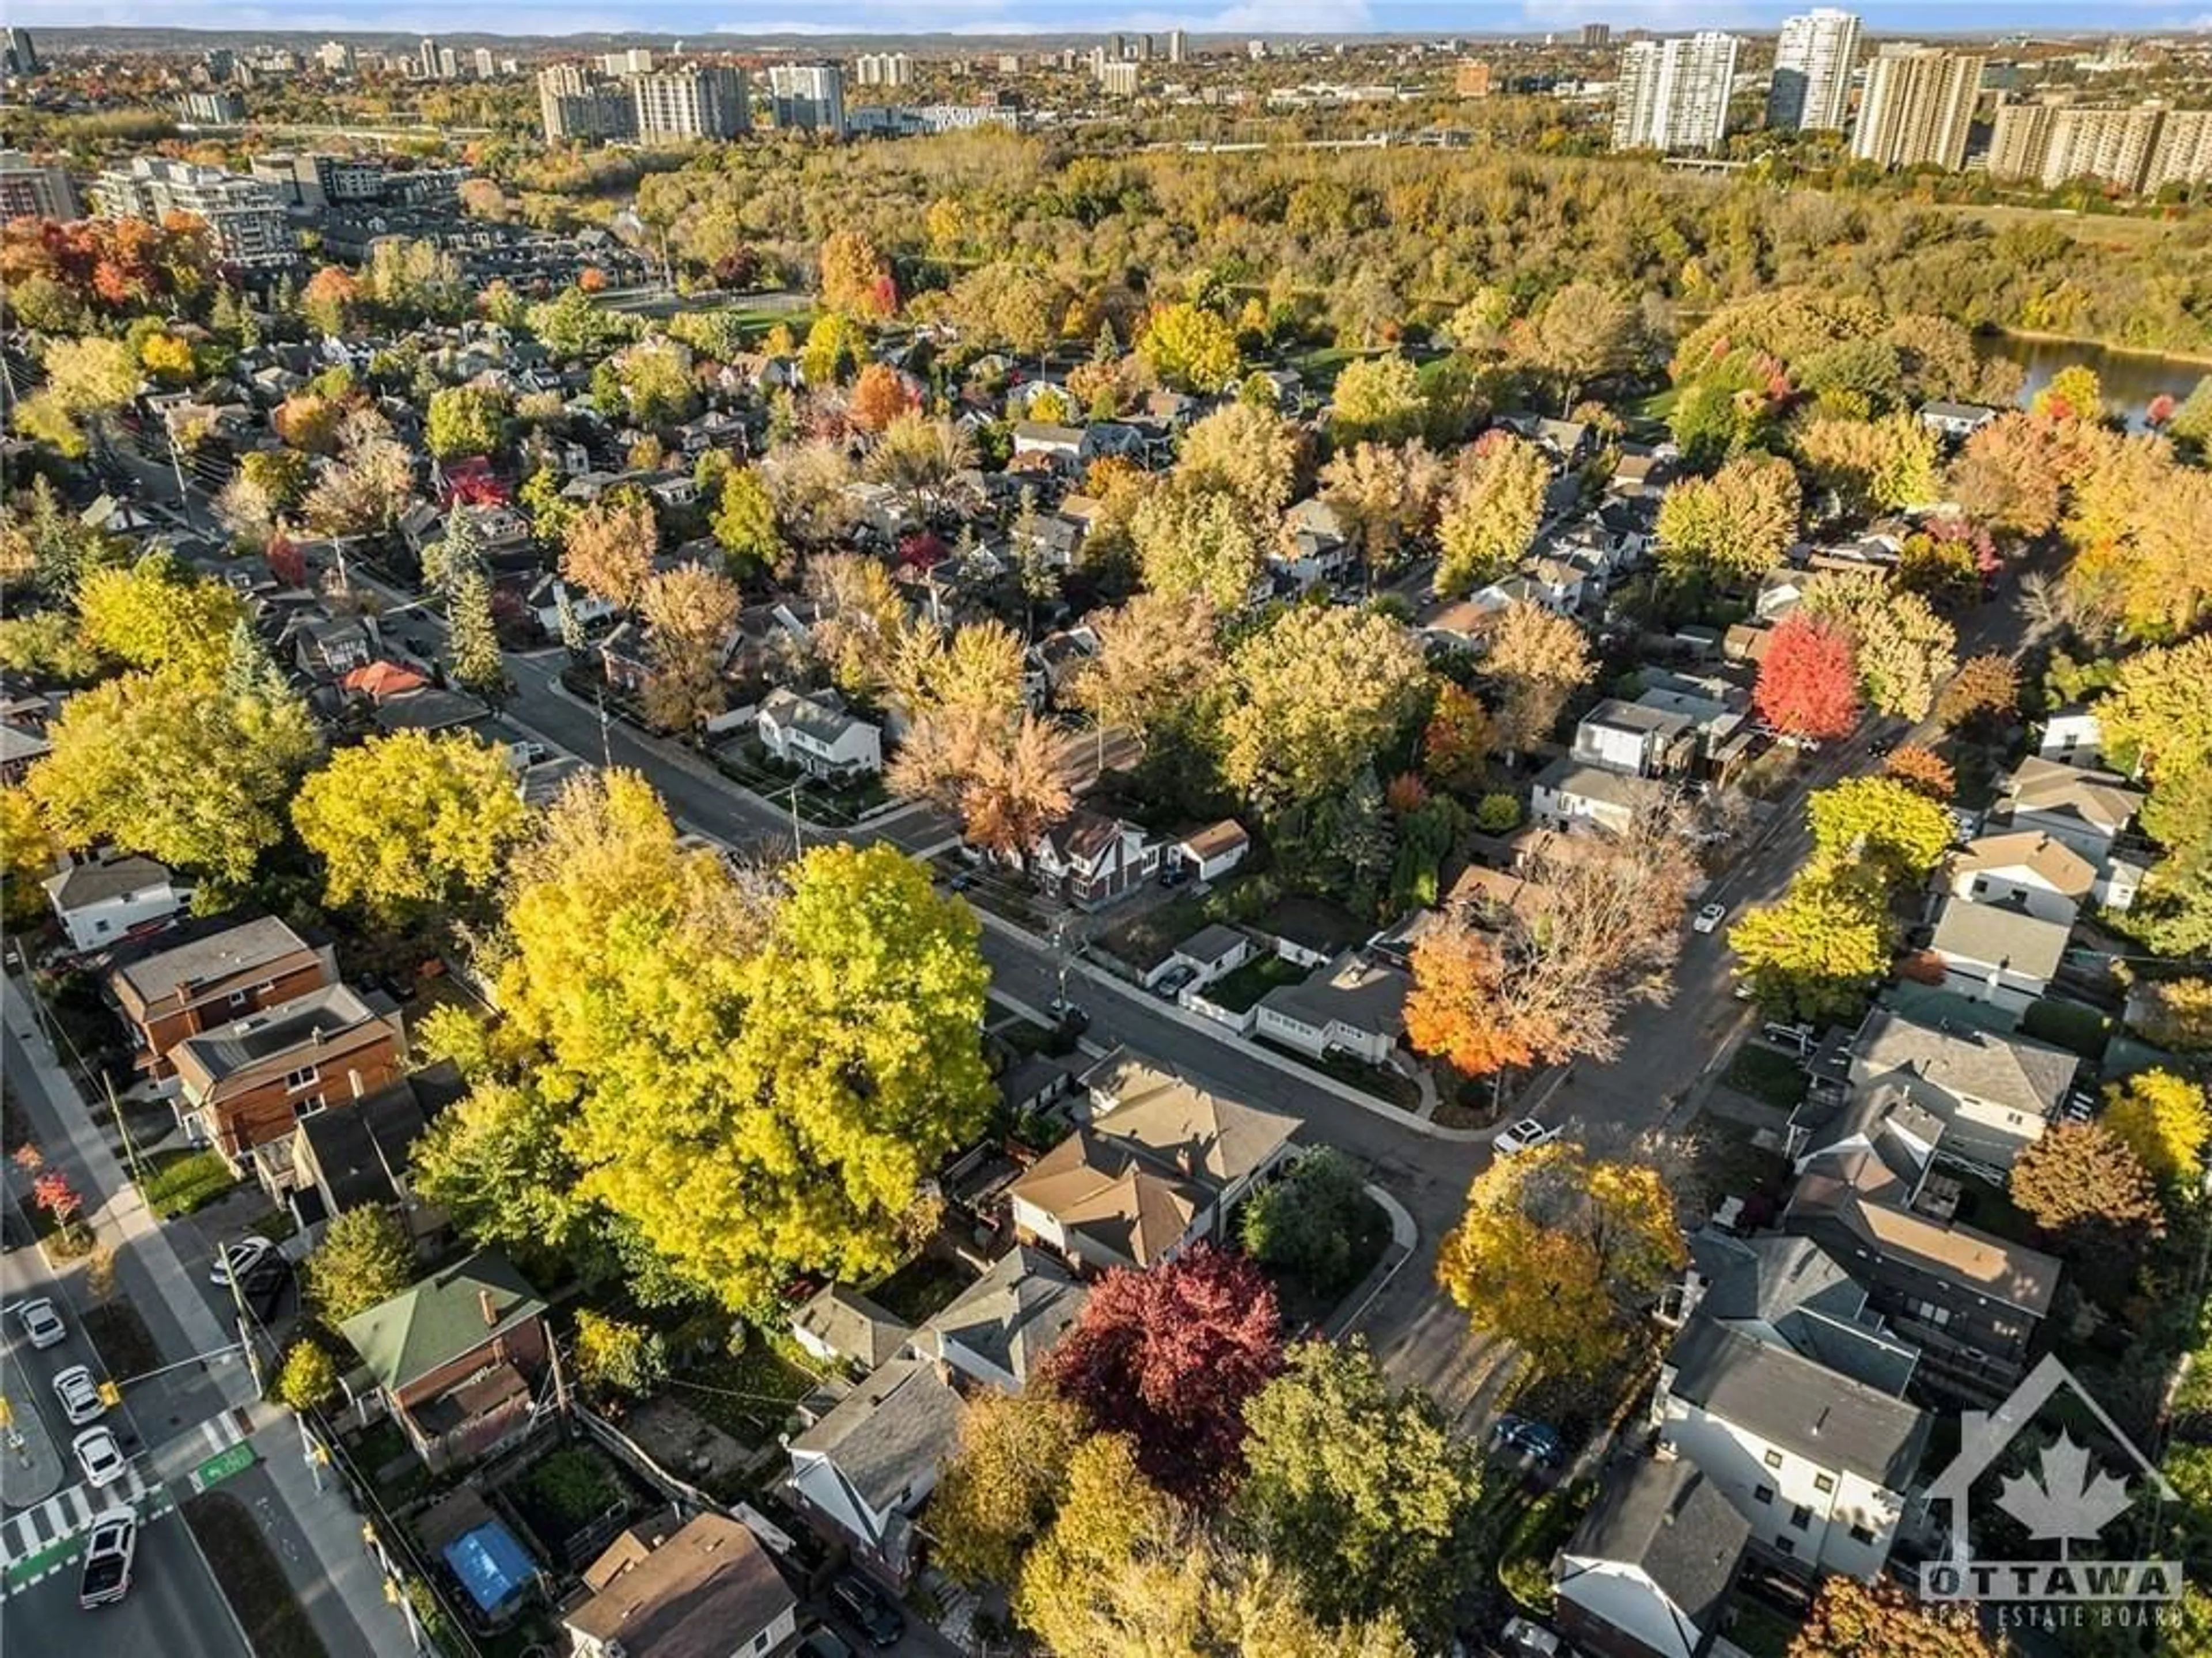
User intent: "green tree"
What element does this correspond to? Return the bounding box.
[1217,607,1430,809]
[292,731,531,923]
[275,1341,340,1414]
[1176,401,1302,518]
[1241,1149,1375,1293]
[1327,354,1427,447]
[1137,301,1241,392]
[931,1386,1090,1587]
[711,464,785,580]
[2095,636,2212,786]
[26,667,318,886]
[1237,1340,1485,1644]
[1656,454,1801,590]
[1435,432,1548,597]
[1131,481,1268,611]
[2102,1071,2210,1189]
[573,1310,669,1401]
[446,566,507,703]
[1806,776,1955,884]
[76,552,247,676]
[1728,867,1892,1023]
[305,1206,416,1323]
[424,384,507,461]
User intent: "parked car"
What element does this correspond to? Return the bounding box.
[1490,1414,1567,1469]
[52,1364,105,1426]
[209,1237,275,1289]
[829,1575,904,1648]
[1500,1617,1564,1656]
[1152,964,1198,1000]
[71,1426,128,1489]
[13,1296,66,1349]
[798,1628,859,1658]
[1492,1118,1560,1158]
[1692,901,1728,934]
[77,1510,136,1610]
[1047,997,1089,1035]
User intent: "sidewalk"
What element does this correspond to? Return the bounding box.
[2,976,410,1656]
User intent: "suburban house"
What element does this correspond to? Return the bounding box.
[915,1245,1088,1394]
[1674,1230,1921,1397]
[109,916,336,1077]
[1997,757,2142,860]
[525,573,617,639]
[0,719,50,785]
[1918,400,1998,440]
[43,855,188,953]
[1531,758,1658,836]
[786,1356,964,1584]
[171,982,409,1190]
[1652,1316,1930,1579]
[1926,896,2071,1014]
[1785,1090,2061,1397]
[1571,699,1695,779]
[338,1251,552,1474]
[1009,421,1085,468]
[2039,707,2105,770]
[289,1079,445,1242]
[1255,950,1410,1065]
[1170,820,1251,884]
[1165,923,1252,992]
[1273,497,1353,591]
[1029,811,1160,908]
[756,688,883,780]
[1555,1455,1752,1658]
[1844,1010,2077,1174]
[791,1284,912,1372]
[1948,833,2095,927]
[1007,1051,1299,1273]
[566,1513,799,1658]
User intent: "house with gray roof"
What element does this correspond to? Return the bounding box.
[791,1284,912,1372]
[1254,949,1410,1065]
[1679,1231,1920,1399]
[1846,1008,2077,1173]
[1531,757,1662,836]
[1998,756,2142,860]
[43,853,186,953]
[917,1245,1087,1393]
[786,1356,964,1583]
[1556,1456,1751,1658]
[757,686,882,779]
[1571,698,1695,779]
[1927,894,2072,1014]
[1653,1317,1931,1579]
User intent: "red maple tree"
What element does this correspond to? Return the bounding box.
[1755,613,1861,741]
[1037,1246,1283,1499]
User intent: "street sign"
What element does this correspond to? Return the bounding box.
[187,1443,256,1493]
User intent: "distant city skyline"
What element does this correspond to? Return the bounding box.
[11,2,2212,41]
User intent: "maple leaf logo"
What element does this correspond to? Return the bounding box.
[1995,1434,2134,1553]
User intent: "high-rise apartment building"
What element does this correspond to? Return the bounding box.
[2040,104,2164,191]
[1986,99,2056,181]
[1582,22,1611,46]
[538,63,640,143]
[1768,9,1861,131]
[3,28,38,75]
[316,41,355,75]
[1168,29,1187,63]
[180,91,247,124]
[92,158,293,268]
[0,150,78,219]
[1099,60,1140,96]
[1850,45,1983,170]
[632,65,749,141]
[1611,33,1740,154]
[600,48,655,75]
[767,64,847,137]
[419,38,441,79]
[855,52,912,87]
[2145,109,2212,194]
[474,48,496,80]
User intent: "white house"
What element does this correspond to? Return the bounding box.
[2039,707,2105,770]
[786,1357,963,1584]
[524,573,617,639]
[915,1245,1086,1395]
[1530,758,1657,836]
[1555,1457,1751,1658]
[1927,896,2072,1014]
[1171,820,1250,883]
[1948,832,2094,928]
[757,688,883,779]
[1919,400,1998,440]
[1254,950,1408,1066]
[1168,923,1252,991]
[1999,757,2141,860]
[1571,699,1694,779]
[1653,1318,1931,1579]
[43,856,187,953]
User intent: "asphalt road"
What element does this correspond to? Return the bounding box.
[3,1507,245,1657]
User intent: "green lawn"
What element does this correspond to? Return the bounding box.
[1723,1043,1812,1109]
[1255,1037,1424,1111]
[183,1493,331,1658]
[1205,953,1308,1015]
[138,1146,238,1218]
[673,1340,819,1445]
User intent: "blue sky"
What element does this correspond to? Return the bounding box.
[16,0,2211,36]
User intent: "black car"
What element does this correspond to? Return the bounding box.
[798,1628,859,1658]
[829,1575,905,1648]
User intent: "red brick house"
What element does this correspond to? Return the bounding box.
[109,917,336,1078]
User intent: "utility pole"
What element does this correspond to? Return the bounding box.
[165,423,191,510]
[103,1073,149,1189]
[222,1246,266,1394]
[785,779,803,860]
[596,686,613,769]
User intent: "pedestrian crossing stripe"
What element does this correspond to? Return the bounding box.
[0,1487,175,1598]
[0,1463,154,1576]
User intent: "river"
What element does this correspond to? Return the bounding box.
[1974,334,2209,430]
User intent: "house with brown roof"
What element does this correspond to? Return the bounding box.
[172,982,407,1192]
[109,916,336,1077]
[1997,756,2142,861]
[1007,1050,1298,1272]
[1170,819,1249,883]
[565,1513,798,1658]
[1948,832,2095,927]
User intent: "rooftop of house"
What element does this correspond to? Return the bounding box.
[1177,819,1249,861]
[567,1513,797,1658]
[1078,1049,1301,1187]
[1562,1455,1749,1636]
[42,854,172,912]
[172,981,389,1091]
[793,1284,913,1371]
[1010,1131,1207,1267]
[759,685,870,745]
[921,1244,1087,1387]
[296,1081,431,1212]
[1175,923,1250,968]
[338,1250,548,1395]
[1664,1317,1932,1490]
[2003,756,2142,834]
[1579,697,1693,739]
[1532,757,1658,811]
[1952,831,2097,898]
[112,915,316,1012]
[1929,896,2072,981]
[787,1356,964,1515]
[1686,1230,1919,1398]
[1787,1176,2061,1318]
[1854,1009,2078,1116]
[1257,950,1410,1037]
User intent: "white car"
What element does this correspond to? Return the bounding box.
[78,1509,137,1609]
[209,1236,275,1289]
[71,1426,128,1490]
[1493,1118,1562,1157]
[52,1364,105,1426]
[1692,902,1728,934]
[14,1296,66,1350]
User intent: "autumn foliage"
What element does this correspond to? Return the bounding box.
[1755,613,1861,740]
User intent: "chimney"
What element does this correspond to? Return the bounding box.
[479,1288,499,1329]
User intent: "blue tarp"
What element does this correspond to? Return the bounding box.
[443,1520,535,1614]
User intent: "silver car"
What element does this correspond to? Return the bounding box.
[52,1364,105,1426]
[14,1296,66,1350]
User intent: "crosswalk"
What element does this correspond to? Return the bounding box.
[0,1409,252,1595]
